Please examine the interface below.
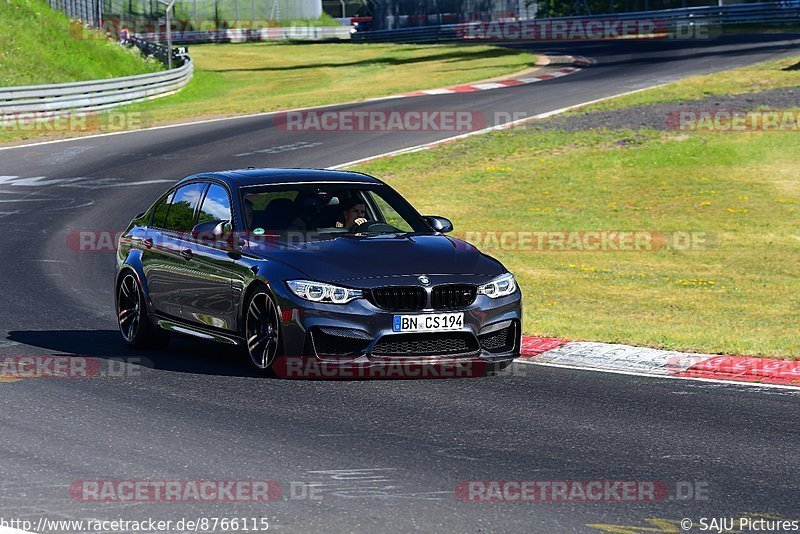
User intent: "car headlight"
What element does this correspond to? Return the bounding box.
[477,273,517,299]
[287,280,363,304]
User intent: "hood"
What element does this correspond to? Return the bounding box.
[247,233,505,284]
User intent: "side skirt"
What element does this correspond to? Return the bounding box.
[154,316,244,346]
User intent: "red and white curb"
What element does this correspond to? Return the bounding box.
[406,66,582,96]
[367,55,592,101]
[518,337,800,390]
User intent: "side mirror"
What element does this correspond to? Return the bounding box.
[193,219,243,253]
[192,220,231,242]
[424,216,454,234]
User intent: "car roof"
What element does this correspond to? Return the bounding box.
[176,168,383,189]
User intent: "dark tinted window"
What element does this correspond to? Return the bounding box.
[240,184,427,235]
[151,192,173,228]
[197,184,232,225]
[164,183,206,232]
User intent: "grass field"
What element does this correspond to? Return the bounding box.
[0,0,162,86]
[350,57,800,358]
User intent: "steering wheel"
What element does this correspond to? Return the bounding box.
[351,220,398,233]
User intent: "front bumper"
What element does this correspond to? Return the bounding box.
[270,280,522,371]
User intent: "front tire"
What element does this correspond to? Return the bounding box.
[245,288,281,372]
[116,271,168,349]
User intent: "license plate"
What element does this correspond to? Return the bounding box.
[392,312,464,333]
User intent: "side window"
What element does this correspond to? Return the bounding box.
[197,184,233,226]
[164,183,206,233]
[367,191,414,232]
[151,192,173,228]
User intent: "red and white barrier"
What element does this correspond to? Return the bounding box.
[517,337,800,388]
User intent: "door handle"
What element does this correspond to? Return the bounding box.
[142,238,154,249]
[180,248,193,260]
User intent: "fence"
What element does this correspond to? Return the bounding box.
[135,25,351,43]
[0,40,193,118]
[47,0,102,27]
[364,0,745,29]
[321,0,367,18]
[353,1,800,42]
[102,0,324,24]
[369,0,533,31]
[47,0,334,32]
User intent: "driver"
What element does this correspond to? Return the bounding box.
[336,197,368,230]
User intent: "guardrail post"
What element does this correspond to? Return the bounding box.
[156,0,177,69]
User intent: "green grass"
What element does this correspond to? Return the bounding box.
[351,128,800,358]
[0,0,162,86]
[575,55,800,113]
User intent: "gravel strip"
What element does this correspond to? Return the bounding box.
[531,87,800,131]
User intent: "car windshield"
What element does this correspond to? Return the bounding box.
[240,183,430,237]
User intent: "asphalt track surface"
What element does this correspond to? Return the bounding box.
[1,35,799,533]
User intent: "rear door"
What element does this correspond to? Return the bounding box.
[141,190,173,316]
[144,182,207,319]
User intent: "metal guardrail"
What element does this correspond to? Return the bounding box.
[0,41,193,118]
[353,25,456,44]
[136,25,351,44]
[352,1,800,43]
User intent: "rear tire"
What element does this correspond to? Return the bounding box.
[116,271,169,349]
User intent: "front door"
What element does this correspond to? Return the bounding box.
[180,183,239,332]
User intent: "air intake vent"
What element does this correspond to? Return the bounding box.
[372,332,480,357]
[478,321,518,354]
